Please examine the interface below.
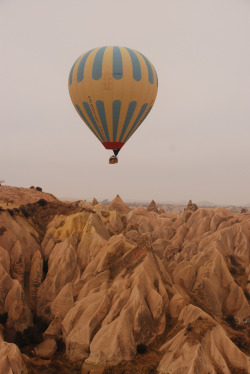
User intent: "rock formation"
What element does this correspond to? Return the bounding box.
[0,192,249,373]
[34,338,57,359]
[108,195,131,215]
[0,334,27,374]
[147,200,159,213]
[184,199,198,212]
[158,305,250,374]
[92,198,98,206]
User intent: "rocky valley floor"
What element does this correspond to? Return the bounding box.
[0,187,249,373]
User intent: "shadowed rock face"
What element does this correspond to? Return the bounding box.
[147,200,159,213]
[184,200,198,212]
[92,198,98,206]
[0,196,249,373]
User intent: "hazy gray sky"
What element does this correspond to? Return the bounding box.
[1,0,249,205]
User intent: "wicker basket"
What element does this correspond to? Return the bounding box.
[109,156,118,164]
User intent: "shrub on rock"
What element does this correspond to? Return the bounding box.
[37,199,47,207]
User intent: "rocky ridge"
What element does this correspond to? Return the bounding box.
[0,191,249,373]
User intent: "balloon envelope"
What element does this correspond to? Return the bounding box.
[68,46,158,153]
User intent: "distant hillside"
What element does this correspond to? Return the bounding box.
[128,200,248,214]
[0,185,58,208]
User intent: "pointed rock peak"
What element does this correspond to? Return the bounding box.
[92,198,98,206]
[147,200,159,213]
[109,195,131,214]
[102,199,109,205]
[112,195,126,206]
[185,199,198,212]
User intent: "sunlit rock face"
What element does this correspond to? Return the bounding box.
[158,305,250,374]
[0,212,40,273]
[0,336,28,374]
[0,194,249,374]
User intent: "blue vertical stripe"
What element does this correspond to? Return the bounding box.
[143,105,153,121]
[75,104,102,141]
[92,47,107,80]
[82,102,105,141]
[119,101,137,142]
[112,100,121,142]
[138,53,154,84]
[125,48,141,81]
[126,106,153,142]
[77,49,94,82]
[96,101,110,142]
[113,46,123,80]
[69,57,80,86]
[124,103,148,142]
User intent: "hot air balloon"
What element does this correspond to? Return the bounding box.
[68,46,158,164]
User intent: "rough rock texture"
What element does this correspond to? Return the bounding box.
[147,200,159,213]
[21,354,51,369]
[0,212,40,272]
[5,279,32,331]
[0,246,10,273]
[0,334,27,374]
[37,238,81,320]
[158,305,250,374]
[0,195,249,374]
[0,263,32,331]
[29,250,43,311]
[184,199,198,212]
